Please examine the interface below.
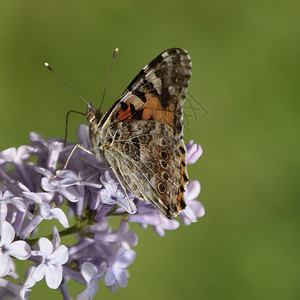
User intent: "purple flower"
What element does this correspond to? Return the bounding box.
[19,266,37,299]
[186,140,203,164]
[77,124,92,149]
[180,180,205,225]
[0,124,204,298]
[0,277,33,300]
[20,190,69,239]
[38,168,81,203]
[0,146,37,190]
[94,219,138,249]
[0,146,34,166]
[100,171,137,214]
[31,227,69,289]
[0,266,38,300]
[0,187,26,232]
[103,248,136,291]
[0,221,31,277]
[28,132,64,172]
[76,262,105,300]
[128,206,180,237]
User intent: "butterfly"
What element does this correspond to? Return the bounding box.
[47,48,192,219]
[84,48,192,219]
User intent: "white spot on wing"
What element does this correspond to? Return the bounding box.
[161,52,169,58]
[146,72,162,93]
[168,85,176,94]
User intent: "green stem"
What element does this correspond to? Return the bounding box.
[25,206,128,246]
[26,223,80,246]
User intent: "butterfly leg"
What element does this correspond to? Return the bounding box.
[110,167,136,214]
[51,144,93,179]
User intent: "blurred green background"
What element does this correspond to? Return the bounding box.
[0,0,299,299]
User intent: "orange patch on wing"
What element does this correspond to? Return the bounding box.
[115,105,131,122]
[142,93,175,128]
[115,95,145,122]
[115,93,175,127]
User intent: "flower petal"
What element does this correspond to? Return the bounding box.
[45,264,63,289]
[32,263,46,282]
[0,252,12,277]
[38,238,53,259]
[59,187,80,202]
[23,266,37,289]
[123,231,138,247]
[186,141,203,164]
[49,245,69,265]
[52,226,60,250]
[181,201,205,225]
[189,200,205,218]
[11,198,26,212]
[114,250,136,269]
[186,180,201,201]
[81,262,98,285]
[181,206,197,224]
[76,285,99,300]
[50,208,69,228]
[0,221,15,246]
[7,241,31,260]
[76,124,91,149]
[104,269,116,286]
[113,268,128,287]
[23,192,42,204]
[0,147,17,162]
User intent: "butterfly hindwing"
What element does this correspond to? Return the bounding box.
[100,120,182,218]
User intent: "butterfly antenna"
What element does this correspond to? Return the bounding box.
[44,63,90,107]
[99,48,119,111]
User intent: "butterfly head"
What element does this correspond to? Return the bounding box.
[86,102,103,132]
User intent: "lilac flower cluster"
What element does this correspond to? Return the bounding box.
[0,124,204,299]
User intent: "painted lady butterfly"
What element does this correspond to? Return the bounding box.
[86,48,192,219]
[48,48,192,219]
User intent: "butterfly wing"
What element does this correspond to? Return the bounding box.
[97,48,192,219]
[99,48,191,139]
